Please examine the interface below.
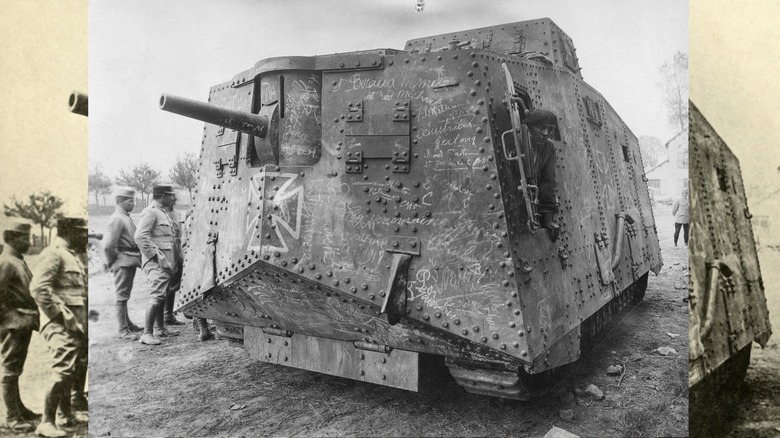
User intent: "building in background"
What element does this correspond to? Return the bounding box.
[645,129,688,202]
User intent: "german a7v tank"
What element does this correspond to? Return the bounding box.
[161,18,662,399]
[689,102,771,430]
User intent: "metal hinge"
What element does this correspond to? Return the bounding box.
[346,100,363,122]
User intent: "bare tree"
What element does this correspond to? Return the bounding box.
[659,51,688,131]
[4,191,65,247]
[88,167,113,206]
[116,162,161,207]
[638,136,665,169]
[169,152,199,205]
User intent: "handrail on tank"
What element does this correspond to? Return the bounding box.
[501,62,540,231]
[159,93,270,138]
[68,92,88,116]
[611,210,637,271]
[700,259,734,338]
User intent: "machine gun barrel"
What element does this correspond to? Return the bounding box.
[68,92,88,116]
[159,93,269,138]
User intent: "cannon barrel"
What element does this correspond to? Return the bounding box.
[159,93,269,138]
[68,92,88,116]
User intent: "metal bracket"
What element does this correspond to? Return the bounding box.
[346,100,364,122]
[386,236,420,255]
[392,101,410,122]
[214,158,225,178]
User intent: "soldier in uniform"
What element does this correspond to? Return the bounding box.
[31,217,88,438]
[135,184,181,345]
[102,187,144,341]
[523,109,561,239]
[0,220,40,432]
[162,198,185,327]
[672,188,689,247]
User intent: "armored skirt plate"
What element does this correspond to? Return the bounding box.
[245,327,421,391]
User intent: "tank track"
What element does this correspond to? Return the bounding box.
[689,345,751,438]
[447,273,649,400]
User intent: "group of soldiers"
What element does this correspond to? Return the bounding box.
[102,184,213,345]
[0,217,88,437]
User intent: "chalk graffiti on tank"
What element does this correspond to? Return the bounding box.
[159,18,662,400]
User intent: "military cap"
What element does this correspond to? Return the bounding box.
[57,217,88,230]
[3,219,31,235]
[114,186,136,199]
[523,109,558,127]
[152,184,176,197]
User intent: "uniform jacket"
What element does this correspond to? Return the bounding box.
[0,248,39,331]
[30,237,87,333]
[103,206,141,269]
[135,200,180,271]
[672,198,689,224]
[530,139,558,213]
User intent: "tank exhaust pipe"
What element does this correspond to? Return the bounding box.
[68,92,88,116]
[611,210,637,271]
[700,259,734,337]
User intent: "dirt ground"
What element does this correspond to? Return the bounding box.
[0,252,88,438]
[88,205,687,438]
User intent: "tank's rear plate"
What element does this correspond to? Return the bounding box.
[245,326,421,391]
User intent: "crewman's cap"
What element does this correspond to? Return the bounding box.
[3,219,32,235]
[152,184,176,197]
[57,217,88,231]
[114,186,136,199]
[523,109,558,127]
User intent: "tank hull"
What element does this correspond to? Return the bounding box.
[688,101,771,389]
[173,19,662,397]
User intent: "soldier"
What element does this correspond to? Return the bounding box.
[102,187,143,341]
[135,184,181,345]
[0,220,41,433]
[162,198,185,327]
[31,217,88,438]
[672,188,689,247]
[523,109,560,238]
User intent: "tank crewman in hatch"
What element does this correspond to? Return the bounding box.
[523,109,560,238]
[102,187,144,341]
[32,217,88,438]
[0,220,41,433]
[135,184,181,345]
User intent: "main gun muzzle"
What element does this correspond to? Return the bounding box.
[69,92,88,116]
[159,94,269,138]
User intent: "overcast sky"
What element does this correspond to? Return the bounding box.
[691,0,780,205]
[0,0,87,216]
[89,0,687,179]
